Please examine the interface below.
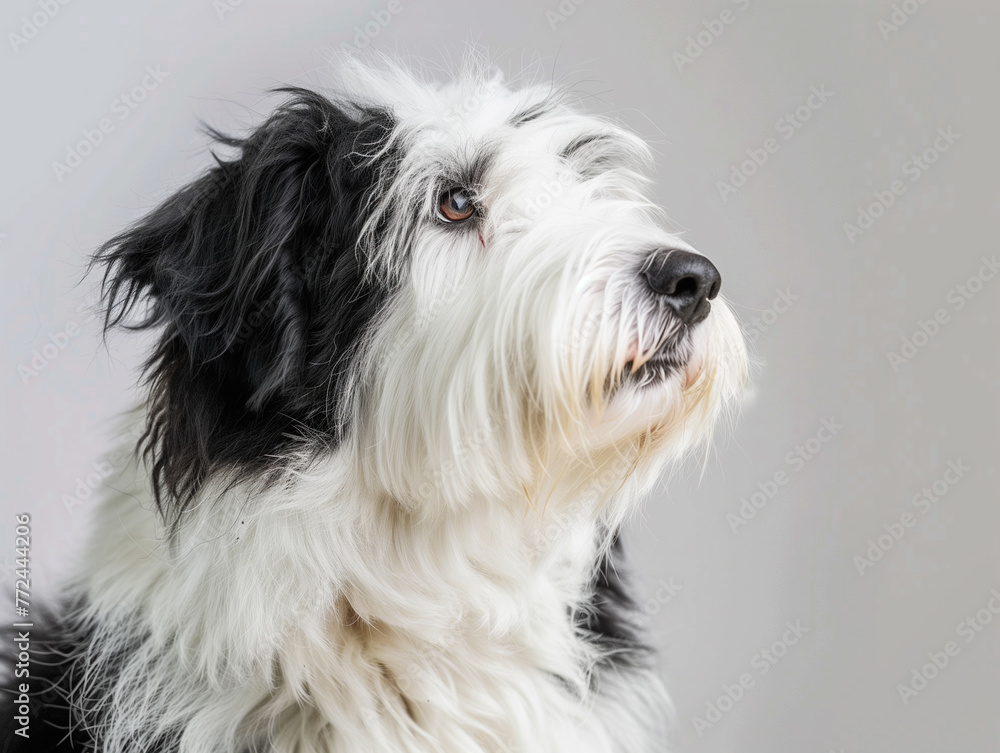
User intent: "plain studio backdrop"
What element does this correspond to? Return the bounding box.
[2,1,998,751]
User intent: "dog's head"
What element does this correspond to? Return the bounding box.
[98,57,747,524]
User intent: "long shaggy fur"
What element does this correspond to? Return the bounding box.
[2,53,746,753]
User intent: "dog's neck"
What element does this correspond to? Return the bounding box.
[78,440,626,753]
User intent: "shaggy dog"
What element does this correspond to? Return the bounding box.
[3,57,746,753]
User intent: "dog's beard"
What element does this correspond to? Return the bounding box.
[353,215,747,516]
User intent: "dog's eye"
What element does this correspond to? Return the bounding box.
[438,187,476,222]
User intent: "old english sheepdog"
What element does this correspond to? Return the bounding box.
[4,57,747,753]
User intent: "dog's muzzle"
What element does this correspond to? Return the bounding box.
[642,249,722,326]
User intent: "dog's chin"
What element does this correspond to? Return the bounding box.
[621,338,694,389]
[589,332,718,444]
[625,354,684,388]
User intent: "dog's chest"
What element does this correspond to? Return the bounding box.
[277,509,610,752]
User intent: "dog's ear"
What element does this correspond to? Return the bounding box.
[95,88,398,519]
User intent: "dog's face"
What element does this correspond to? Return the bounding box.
[98,59,747,521]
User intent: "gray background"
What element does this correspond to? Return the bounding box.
[2,1,998,751]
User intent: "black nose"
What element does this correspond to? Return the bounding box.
[642,249,722,326]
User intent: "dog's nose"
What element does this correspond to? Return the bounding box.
[642,249,721,326]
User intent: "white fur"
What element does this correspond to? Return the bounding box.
[73,55,747,753]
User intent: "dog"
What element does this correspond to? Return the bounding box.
[3,56,747,753]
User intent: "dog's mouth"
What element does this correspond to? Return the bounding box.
[600,309,709,395]
[621,333,694,388]
[624,351,685,387]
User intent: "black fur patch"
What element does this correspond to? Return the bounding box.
[509,100,555,126]
[2,606,112,753]
[93,89,402,527]
[576,533,655,671]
